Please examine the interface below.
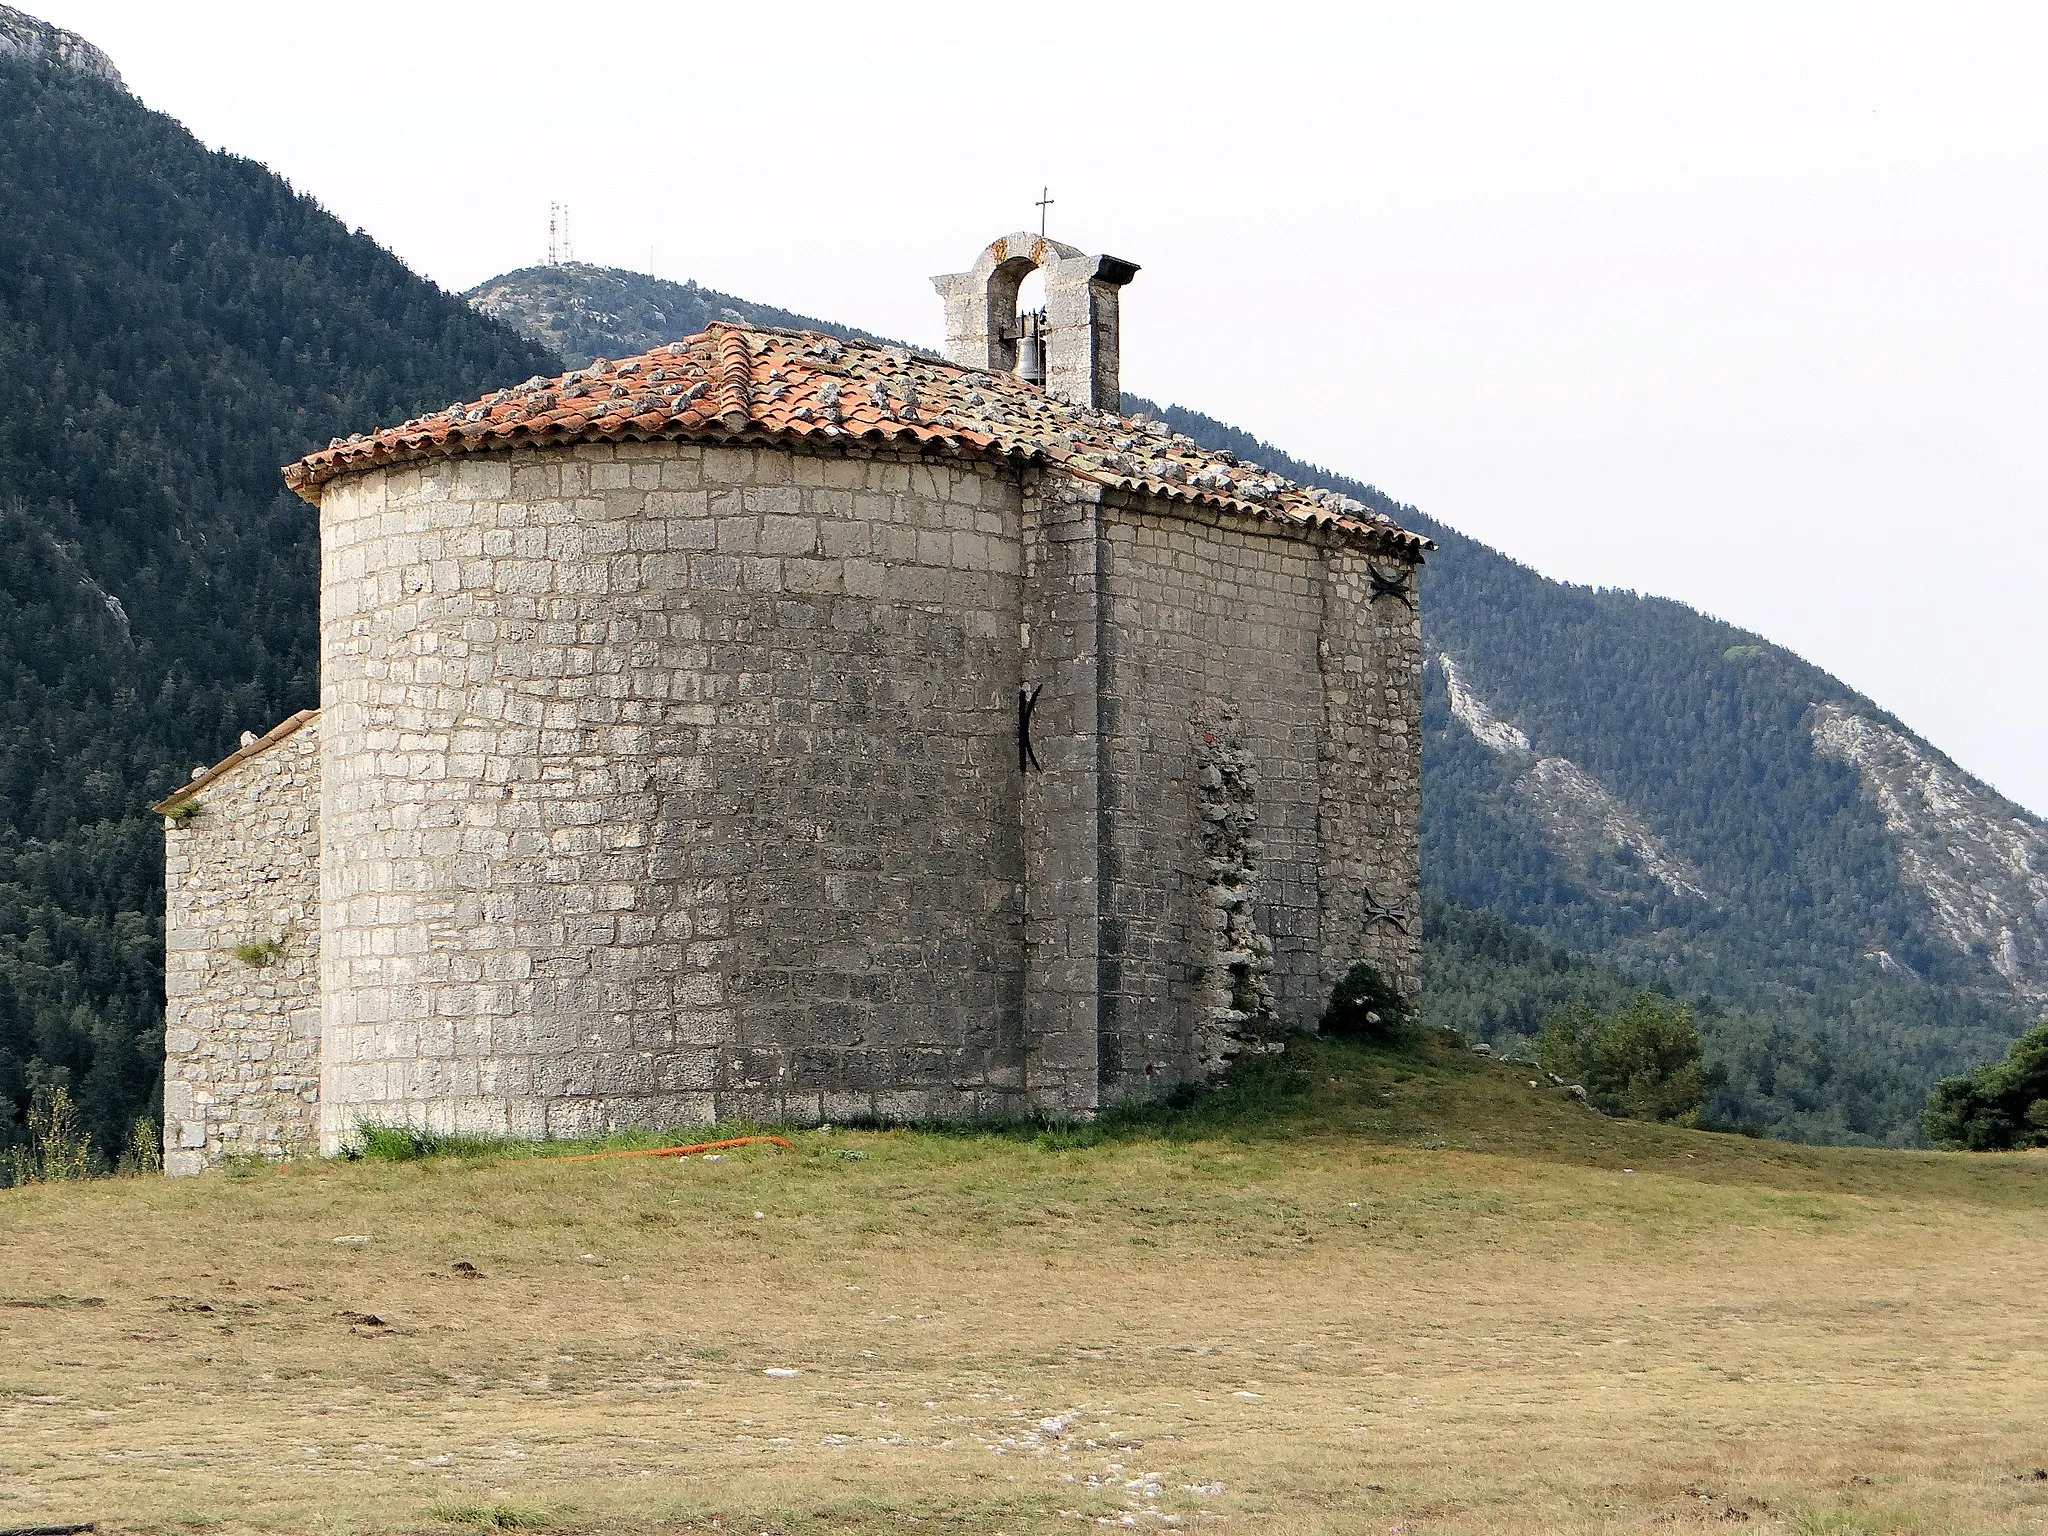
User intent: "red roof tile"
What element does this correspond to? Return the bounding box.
[284,326,1430,555]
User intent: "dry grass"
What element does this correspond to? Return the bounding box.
[2,1034,2045,1536]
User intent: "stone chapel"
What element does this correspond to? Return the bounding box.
[155,233,1429,1174]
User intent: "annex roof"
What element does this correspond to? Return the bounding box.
[152,708,318,817]
[284,326,1429,555]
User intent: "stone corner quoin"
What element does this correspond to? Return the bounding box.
[159,237,1426,1171]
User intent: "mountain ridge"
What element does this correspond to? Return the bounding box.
[466,263,911,370]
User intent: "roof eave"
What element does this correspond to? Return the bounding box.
[285,416,1036,500]
[280,327,1435,552]
[152,708,319,816]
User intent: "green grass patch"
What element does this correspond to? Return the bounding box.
[341,1119,793,1166]
[428,1500,559,1530]
[296,1029,2048,1222]
[349,1125,517,1162]
[334,1034,1395,1167]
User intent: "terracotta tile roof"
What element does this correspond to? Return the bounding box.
[284,327,1429,554]
[153,708,318,816]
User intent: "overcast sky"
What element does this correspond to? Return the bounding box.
[30,1,2048,813]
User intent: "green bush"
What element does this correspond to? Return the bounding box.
[1535,991,1712,1124]
[1320,962,1413,1041]
[124,1116,162,1175]
[1,1084,99,1185]
[1920,1023,2048,1150]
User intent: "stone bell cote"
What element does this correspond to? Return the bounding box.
[932,233,1140,411]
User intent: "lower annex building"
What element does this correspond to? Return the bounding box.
[154,232,1430,1173]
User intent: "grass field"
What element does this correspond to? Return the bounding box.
[3,1032,2045,1536]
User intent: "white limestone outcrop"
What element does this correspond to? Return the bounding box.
[0,6,123,88]
[1810,702,2048,1002]
[1438,653,1708,902]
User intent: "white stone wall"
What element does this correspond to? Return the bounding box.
[162,718,322,1174]
[1016,473,1109,1114]
[316,441,1029,1148]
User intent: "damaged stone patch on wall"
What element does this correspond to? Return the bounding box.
[160,713,322,1174]
[1090,495,1331,1103]
[1192,707,1278,1071]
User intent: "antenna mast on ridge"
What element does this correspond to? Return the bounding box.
[548,202,559,266]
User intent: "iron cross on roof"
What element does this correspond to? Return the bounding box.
[1036,186,1054,237]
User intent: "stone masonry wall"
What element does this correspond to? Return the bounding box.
[1318,547,1425,1000]
[1094,499,1327,1100]
[317,440,1028,1149]
[162,716,322,1174]
[1017,473,1106,1114]
[1013,484,1422,1111]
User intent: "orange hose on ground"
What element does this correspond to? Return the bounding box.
[548,1134,794,1164]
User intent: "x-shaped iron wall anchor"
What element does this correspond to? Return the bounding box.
[1368,565,1414,606]
[1361,889,1410,931]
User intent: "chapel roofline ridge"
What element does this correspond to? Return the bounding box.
[283,323,1431,556]
[703,320,940,355]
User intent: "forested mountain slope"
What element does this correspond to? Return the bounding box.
[467,261,2043,1144]
[0,33,557,1163]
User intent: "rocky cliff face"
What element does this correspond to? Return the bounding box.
[0,5,121,86]
[1439,653,1709,903]
[1811,703,2048,1003]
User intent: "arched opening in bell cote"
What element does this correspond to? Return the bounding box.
[984,256,1049,387]
[1012,267,1048,387]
